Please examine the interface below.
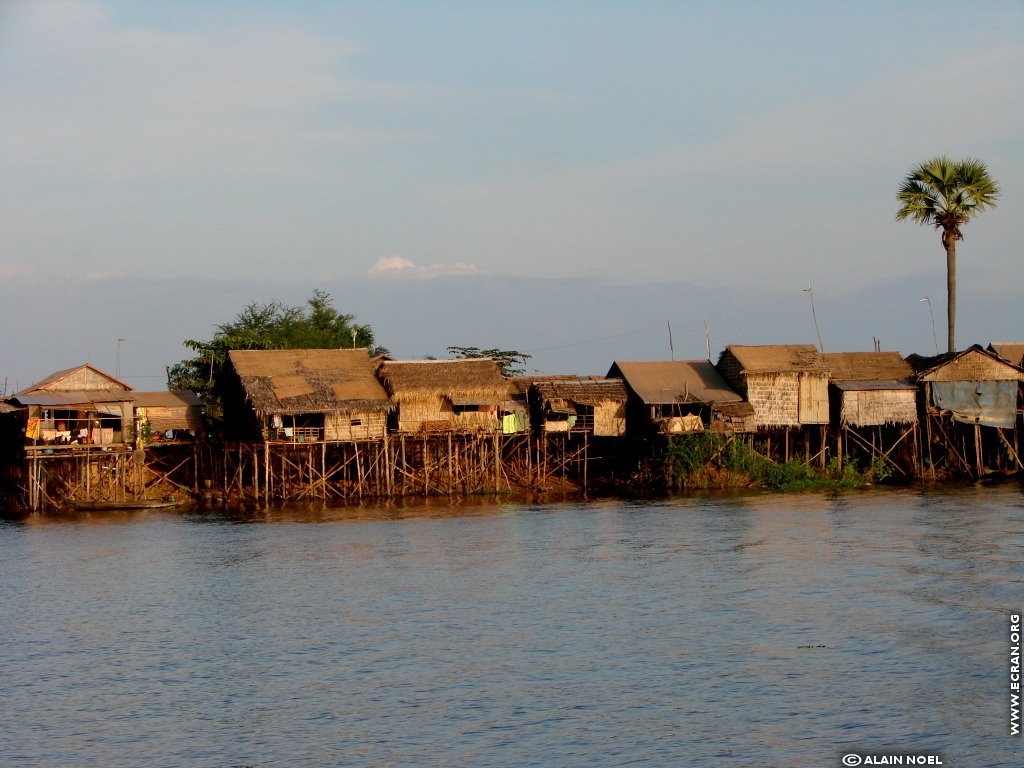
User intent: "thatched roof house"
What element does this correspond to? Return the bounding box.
[529,376,628,436]
[988,342,1024,368]
[9,364,135,445]
[823,352,916,427]
[377,359,507,433]
[226,349,390,442]
[608,360,754,433]
[716,345,829,428]
[908,345,1024,430]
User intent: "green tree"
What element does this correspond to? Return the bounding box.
[169,290,386,415]
[446,346,531,376]
[896,156,999,353]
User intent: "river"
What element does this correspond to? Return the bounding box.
[1,486,1021,767]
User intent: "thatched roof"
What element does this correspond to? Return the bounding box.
[17,364,133,396]
[989,342,1024,367]
[608,361,743,405]
[377,359,507,404]
[823,352,912,383]
[228,349,390,415]
[531,377,628,407]
[720,345,828,374]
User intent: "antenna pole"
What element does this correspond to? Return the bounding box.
[704,317,711,361]
[805,280,825,353]
[667,321,675,361]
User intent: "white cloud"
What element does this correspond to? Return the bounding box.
[369,255,418,274]
[368,255,478,278]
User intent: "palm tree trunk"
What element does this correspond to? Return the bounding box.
[945,236,956,353]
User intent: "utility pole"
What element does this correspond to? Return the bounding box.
[804,280,825,353]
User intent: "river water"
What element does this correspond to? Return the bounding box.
[1,487,1021,767]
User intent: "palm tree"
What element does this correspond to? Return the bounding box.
[896,156,999,353]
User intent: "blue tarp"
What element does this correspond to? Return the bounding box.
[930,380,1018,429]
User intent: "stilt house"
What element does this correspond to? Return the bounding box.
[528,377,628,436]
[377,359,508,434]
[225,349,390,442]
[608,360,753,434]
[823,351,918,475]
[823,352,917,428]
[715,345,829,429]
[8,364,135,446]
[908,345,1024,475]
[132,391,206,445]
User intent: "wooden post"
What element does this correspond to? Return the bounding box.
[974,424,983,477]
[583,431,589,488]
[925,412,935,480]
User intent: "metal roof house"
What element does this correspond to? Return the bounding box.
[822,352,917,428]
[132,391,206,444]
[8,364,136,446]
[607,360,754,434]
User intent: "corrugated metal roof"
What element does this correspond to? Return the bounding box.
[132,391,203,408]
[989,342,1024,367]
[721,345,828,373]
[608,360,743,405]
[10,391,134,406]
[823,352,912,382]
[833,380,916,392]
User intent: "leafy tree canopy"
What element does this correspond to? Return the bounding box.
[169,290,386,415]
[447,346,531,377]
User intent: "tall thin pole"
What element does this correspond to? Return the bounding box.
[704,318,711,361]
[804,281,825,353]
[116,337,125,378]
[920,297,939,356]
[667,321,675,361]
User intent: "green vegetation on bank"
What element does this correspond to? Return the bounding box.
[663,432,892,492]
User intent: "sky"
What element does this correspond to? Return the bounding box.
[1,0,1022,389]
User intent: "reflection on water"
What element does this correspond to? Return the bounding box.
[1,487,1022,767]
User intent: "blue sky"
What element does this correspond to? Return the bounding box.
[0,1,1021,386]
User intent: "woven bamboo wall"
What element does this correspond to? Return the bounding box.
[745,372,800,427]
[840,390,917,427]
[396,401,499,432]
[594,402,626,436]
[325,411,387,440]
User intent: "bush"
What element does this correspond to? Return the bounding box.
[663,433,870,492]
